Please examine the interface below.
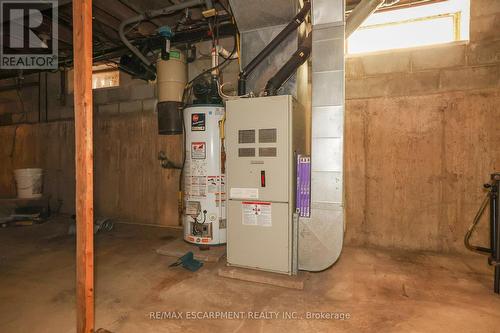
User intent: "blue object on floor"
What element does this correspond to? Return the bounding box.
[169,251,203,272]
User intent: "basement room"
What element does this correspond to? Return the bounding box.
[0,0,499,332]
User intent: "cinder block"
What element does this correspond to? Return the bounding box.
[46,72,61,100]
[119,100,142,113]
[360,51,411,75]
[345,57,364,79]
[411,43,466,71]
[439,65,500,91]
[106,86,131,102]
[119,71,134,86]
[98,103,119,115]
[59,106,75,119]
[67,93,74,107]
[346,71,439,99]
[471,0,500,17]
[46,106,61,121]
[470,13,500,41]
[93,89,109,104]
[142,98,158,113]
[130,83,155,100]
[0,101,20,114]
[467,40,500,66]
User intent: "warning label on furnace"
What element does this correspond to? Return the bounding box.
[242,202,272,227]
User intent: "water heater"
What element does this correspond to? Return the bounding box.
[183,105,227,245]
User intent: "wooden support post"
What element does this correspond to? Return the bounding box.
[72,0,94,332]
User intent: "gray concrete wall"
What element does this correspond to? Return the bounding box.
[344,0,500,252]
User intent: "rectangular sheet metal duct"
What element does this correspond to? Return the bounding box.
[229,0,301,96]
[298,0,345,271]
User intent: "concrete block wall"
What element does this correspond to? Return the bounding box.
[344,0,500,252]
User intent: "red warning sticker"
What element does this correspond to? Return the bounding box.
[191,142,206,159]
[242,202,272,227]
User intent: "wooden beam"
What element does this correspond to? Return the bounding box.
[72,0,94,332]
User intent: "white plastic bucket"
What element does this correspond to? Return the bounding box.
[14,168,43,199]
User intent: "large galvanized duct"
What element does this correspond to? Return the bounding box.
[346,0,386,38]
[228,0,304,97]
[298,0,345,271]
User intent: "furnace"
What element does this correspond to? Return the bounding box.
[225,95,308,274]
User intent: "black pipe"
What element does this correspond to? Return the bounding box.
[264,34,312,96]
[464,173,500,294]
[45,72,48,122]
[38,73,41,123]
[237,1,311,95]
[491,173,500,294]
[464,192,492,255]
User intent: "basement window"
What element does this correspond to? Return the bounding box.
[91,64,120,90]
[347,0,470,54]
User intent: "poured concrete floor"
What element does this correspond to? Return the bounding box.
[0,217,499,333]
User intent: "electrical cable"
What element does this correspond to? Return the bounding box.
[217,80,249,100]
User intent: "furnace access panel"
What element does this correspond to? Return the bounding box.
[225,95,307,274]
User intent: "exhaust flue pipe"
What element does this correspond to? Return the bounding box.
[346,0,385,38]
[265,34,312,96]
[237,1,311,96]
